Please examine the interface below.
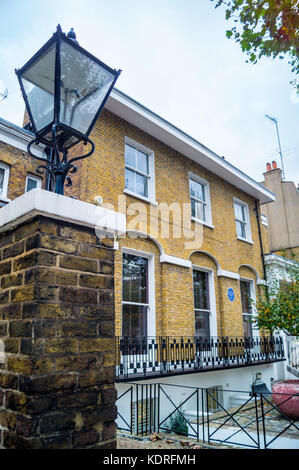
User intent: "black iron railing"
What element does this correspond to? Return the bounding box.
[116,382,299,449]
[116,336,285,380]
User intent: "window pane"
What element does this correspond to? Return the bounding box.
[125,168,135,192]
[136,173,148,197]
[193,270,209,310]
[243,314,253,337]
[190,179,205,201]
[137,150,149,174]
[195,311,210,338]
[191,199,205,221]
[234,202,245,221]
[122,253,148,304]
[122,304,148,338]
[125,144,136,167]
[240,281,252,313]
[0,168,4,195]
[236,220,246,238]
[26,178,38,192]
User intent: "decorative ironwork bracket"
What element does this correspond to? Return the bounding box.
[27,124,95,195]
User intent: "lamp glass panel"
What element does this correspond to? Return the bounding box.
[60,40,115,135]
[21,43,56,132]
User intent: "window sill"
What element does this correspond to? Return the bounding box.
[237,237,253,245]
[0,196,11,205]
[123,188,158,206]
[191,217,214,230]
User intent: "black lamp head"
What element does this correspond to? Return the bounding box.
[15,25,121,195]
[16,25,121,151]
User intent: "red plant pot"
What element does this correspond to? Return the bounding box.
[272,380,299,419]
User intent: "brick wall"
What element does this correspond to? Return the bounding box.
[0,141,46,201]
[1,107,270,339]
[80,109,268,338]
[0,215,117,449]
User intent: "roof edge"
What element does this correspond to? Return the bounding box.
[107,88,276,204]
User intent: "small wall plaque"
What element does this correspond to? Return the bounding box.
[227,288,235,302]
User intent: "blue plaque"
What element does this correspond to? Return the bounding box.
[227,288,235,302]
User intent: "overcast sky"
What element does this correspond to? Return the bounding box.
[0,0,298,185]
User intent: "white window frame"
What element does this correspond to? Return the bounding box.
[26,173,42,193]
[189,172,213,228]
[261,214,268,227]
[121,247,156,337]
[0,162,10,203]
[233,197,253,244]
[123,137,157,205]
[239,277,259,337]
[192,265,217,337]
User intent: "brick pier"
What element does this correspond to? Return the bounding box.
[0,211,117,449]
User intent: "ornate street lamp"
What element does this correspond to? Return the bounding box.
[16,25,121,194]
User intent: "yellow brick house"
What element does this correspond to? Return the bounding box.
[0,89,286,431]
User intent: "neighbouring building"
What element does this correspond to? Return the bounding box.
[260,161,299,381]
[0,117,45,206]
[0,89,287,437]
[261,161,299,259]
[264,252,299,379]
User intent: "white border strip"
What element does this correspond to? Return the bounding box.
[217,269,240,280]
[107,89,276,204]
[160,254,192,268]
[0,188,126,235]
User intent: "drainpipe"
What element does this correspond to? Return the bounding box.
[254,200,269,300]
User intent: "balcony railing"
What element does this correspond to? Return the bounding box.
[116,335,285,380]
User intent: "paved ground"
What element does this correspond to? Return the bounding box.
[205,400,299,440]
[118,437,205,449]
[118,437,192,450]
[117,432,224,450]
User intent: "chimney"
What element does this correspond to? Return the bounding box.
[272,160,277,169]
[266,162,272,172]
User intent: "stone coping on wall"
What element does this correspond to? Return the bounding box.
[0,188,126,237]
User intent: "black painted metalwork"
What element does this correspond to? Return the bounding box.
[15,25,121,194]
[205,388,260,448]
[116,335,285,380]
[26,128,95,194]
[116,382,299,449]
[254,199,269,299]
[260,392,299,449]
[115,386,133,434]
[252,382,271,397]
[158,383,198,438]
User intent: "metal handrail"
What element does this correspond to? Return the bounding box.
[116,335,284,380]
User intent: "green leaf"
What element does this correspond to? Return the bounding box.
[226,30,234,38]
[215,0,299,90]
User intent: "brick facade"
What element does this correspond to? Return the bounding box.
[68,108,268,338]
[0,140,45,201]
[0,107,269,341]
[0,216,117,449]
